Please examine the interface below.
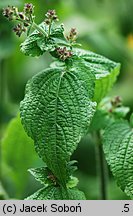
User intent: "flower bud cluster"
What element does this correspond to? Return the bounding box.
[67,28,77,42]
[111,96,122,107]
[45,9,59,25]
[56,47,73,61]
[108,96,122,113]
[3,3,34,37]
[13,24,26,37]
[3,6,18,21]
[24,3,34,14]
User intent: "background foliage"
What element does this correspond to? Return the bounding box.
[0,0,133,199]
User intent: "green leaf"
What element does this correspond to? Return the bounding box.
[20,23,67,57]
[29,165,79,188]
[1,115,41,198]
[20,65,96,186]
[112,106,130,118]
[102,119,133,198]
[26,186,86,200]
[89,97,130,132]
[130,113,133,128]
[68,57,96,99]
[28,166,57,186]
[20,33,44,57]
[74,48,120,103]
[89,109,112,132]
[66,160,78,176]
[0,182,8,200]
[66,176,79,189]
[28,167,49,185]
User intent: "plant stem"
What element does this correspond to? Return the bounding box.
[48,20,52,37]
[17,18,48,38]
[95,132,108,200]
[32,22,48,37]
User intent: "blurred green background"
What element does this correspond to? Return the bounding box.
[0,0,133,200]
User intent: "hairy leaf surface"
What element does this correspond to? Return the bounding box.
[20,66,96,185]
[102,120,133,198]
[26,186,86,200]
[75,49,120,103]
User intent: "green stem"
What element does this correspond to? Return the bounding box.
[32,22,48,37]
[48,20,52,37]
[95,132,108,200]
[17,18,48,38]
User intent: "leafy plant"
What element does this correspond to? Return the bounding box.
[2,3,133,200]
[1,115,42,199]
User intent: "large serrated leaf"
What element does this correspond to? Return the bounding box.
[74,49,120,103]
[20,65,96,186]
[102,120,133,198]
[26,186,86,200]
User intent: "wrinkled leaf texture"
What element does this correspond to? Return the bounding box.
[102,119,133,199]
[26,186,85,200]
[20,63,96,186]
[75,49,120,103]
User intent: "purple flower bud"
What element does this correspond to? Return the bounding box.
[46,10,56,17]
[56,47,73,61]
[13,23,26,37]
[67,27,78,42]
[3,6,16,20]
[111,96,122,107]
[71,28,77,35]
[24,3,34,14]
[45,9,58,23]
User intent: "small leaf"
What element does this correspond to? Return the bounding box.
[25,186,86,200]
[66,176,79,189]
[28,167,50,185]
[102,119,133,198]
[20,33,44,57]
[112,106,130,118]
[66,160,78,176]
[28,166,58,186]
[89,97,130,132]
[20,23,67,57]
